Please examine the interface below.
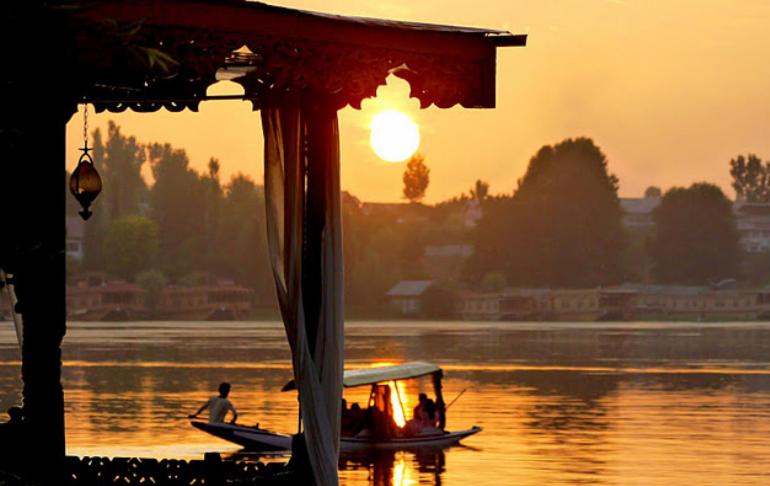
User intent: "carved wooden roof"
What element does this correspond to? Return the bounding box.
[71,0,525,113]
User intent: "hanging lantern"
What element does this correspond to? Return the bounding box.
[69,104,102,221]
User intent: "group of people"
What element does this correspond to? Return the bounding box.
[341,386,444,439]
[404,392,441,435]
[189,382,443,440]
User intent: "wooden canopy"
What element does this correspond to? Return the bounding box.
[69,0,526,112]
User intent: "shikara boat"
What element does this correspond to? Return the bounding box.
[191,361,481,452]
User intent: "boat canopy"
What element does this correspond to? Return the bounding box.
[281,361,441,391]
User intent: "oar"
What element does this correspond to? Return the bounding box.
[445,389,467,411]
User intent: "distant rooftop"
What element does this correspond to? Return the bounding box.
[386,280,434,297]
[620,196,661,215]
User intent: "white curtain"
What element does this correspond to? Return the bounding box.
[262,97,344,486]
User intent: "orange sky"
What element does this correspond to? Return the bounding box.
[66,0,770,203]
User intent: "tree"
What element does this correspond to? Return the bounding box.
[469,180,490,201]
[93,121,148,219]
[103,215,159,279]
[136,269,167,315]
[467,138,624,288]
[402,154,430,203]
[147,142,206,279]
[215,174,272,300]
[648,183,740,284]
[645,186,662,199]
[730,154,769,202]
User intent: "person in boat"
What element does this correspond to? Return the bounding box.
[404,393,441,435]
[341,399,366,436]
[365,384,399,439]
[188,382,238,424]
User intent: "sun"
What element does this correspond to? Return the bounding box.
[370,110,420,162]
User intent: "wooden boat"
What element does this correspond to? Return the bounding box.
[191,361,482,452]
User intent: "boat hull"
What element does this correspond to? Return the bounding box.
[192,421,481,452]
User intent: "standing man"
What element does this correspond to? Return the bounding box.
[189,382,238,424]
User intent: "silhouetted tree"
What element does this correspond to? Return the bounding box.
[730,154,769,202]
[93,121,148,218]
[648,183,740,284]
[402,154,430,203]
[147,142,206,279]
[136,269,167,315]
[103,215,159,279]
[216,174,272,300]
[468,138,624,287]
[645,186,662,199]
[469,180,489,201]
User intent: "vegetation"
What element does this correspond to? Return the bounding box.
[402,154,430,203]
[730,154,769,203]
[76,123,273,305]
[69,125,768,318]
[467,138,624,288]
[103,215,159,279]
[648,183,740,284]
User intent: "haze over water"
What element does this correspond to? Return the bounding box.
[1,321,769,485]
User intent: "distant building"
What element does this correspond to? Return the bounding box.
[66,215,85,261]
[627,284,770,320]
[620,194,661,231]
[422,244,474,282]
[67,274,144,320]
[66,275,254,320]
[386,280,434,315]
[159,281,254,320]
[733,202,770,253]
[462,199,483,229]
[456,288,635,321]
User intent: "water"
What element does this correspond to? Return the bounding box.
[1,320,770,485]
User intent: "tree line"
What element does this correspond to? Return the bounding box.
[68,122,769,317]
[67,122,274,309]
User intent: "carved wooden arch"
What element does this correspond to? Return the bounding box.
[80,23,505,113]
[70,0,528,112]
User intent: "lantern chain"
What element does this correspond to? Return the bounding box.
[83,104,89,150]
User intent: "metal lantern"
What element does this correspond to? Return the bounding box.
[69,146,102,220]
[70,104,102,220]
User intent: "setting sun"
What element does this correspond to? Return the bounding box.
[370,110,420,162]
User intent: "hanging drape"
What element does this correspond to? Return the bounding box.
[262,96,344,486]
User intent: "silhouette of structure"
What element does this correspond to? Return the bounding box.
[0,2,524,484]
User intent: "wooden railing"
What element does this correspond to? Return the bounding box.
[62,454,294,486]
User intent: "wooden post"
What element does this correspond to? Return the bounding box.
[1,78,75,484]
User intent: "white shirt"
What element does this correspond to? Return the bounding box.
[205,396,236,423]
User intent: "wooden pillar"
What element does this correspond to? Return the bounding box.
[1,80,75,482]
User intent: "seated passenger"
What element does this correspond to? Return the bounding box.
[404,393,432,436]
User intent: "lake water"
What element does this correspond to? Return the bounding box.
[1,320,770,485]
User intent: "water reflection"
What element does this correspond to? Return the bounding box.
[339,449,445,486]
[1,321,770,485]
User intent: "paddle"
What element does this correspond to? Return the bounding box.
[445,389,467,411]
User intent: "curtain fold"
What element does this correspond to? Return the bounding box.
[262,97,344,486]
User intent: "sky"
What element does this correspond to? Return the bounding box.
[66,0,770,203]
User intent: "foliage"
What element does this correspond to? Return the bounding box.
[136,269,167,314]
[645,186,662,198]
[480,271,507,292]
[103,215,159,279]
[469,180,490,201]
[92,121,148,219]
[421,285,455,318]
[648,183,740,284]
[147,143,207,279]
[730,154,769,202]
[467,138,624,288]
[402,154,430,203]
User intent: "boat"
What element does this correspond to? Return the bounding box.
[191,361,481,452]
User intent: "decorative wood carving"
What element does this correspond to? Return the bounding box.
[79,23,498,113]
